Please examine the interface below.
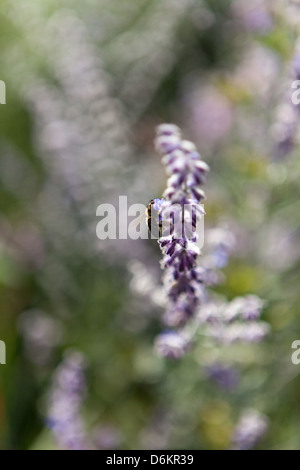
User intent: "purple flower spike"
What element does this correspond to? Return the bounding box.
[154,124,209,329]
[47,351,89,450]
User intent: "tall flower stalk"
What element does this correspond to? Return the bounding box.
[46,351,89,450]
[152,124,268,359]
[154,124,209,328]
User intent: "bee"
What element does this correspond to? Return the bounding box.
[133,199,163,238]
[146,199,163,238]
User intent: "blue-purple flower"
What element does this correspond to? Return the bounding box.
[46,351,89,450]
[155,331,190,359]
[151,124,268,358]
[198,295,269,344]
[206,363,240,391]
[155,124,209,327]
[231,409,269,450]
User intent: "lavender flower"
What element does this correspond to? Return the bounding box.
[206,363,240,391]
[210,321,270,344]
[234,1,273,35]
[273,44,300,160]
[232,409,269,450]
[273,104,299,160]
[198,295,269,345]
[224,295,265,322]
[148,125,268,358]
[47,351,89,450]
[154,124,209,327]
[204,228,236,270]
[155,331,190,359]
[294,53,300,82]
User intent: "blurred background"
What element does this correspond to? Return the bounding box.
[1,0,300,450]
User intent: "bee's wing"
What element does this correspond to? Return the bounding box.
[131,211,147,228]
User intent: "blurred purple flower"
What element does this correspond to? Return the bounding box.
[234,1,273,35]
[273,47,300,160]
[185,85,233,151]
[198,295,269,345]
[155,331,190,360]
[224,295,265,322]
[244,9,272,34]
[206,363,240,391]
[204,228,236,270]
[232,409,269,450]
[293,53,300,81]
[47,351,89,450]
